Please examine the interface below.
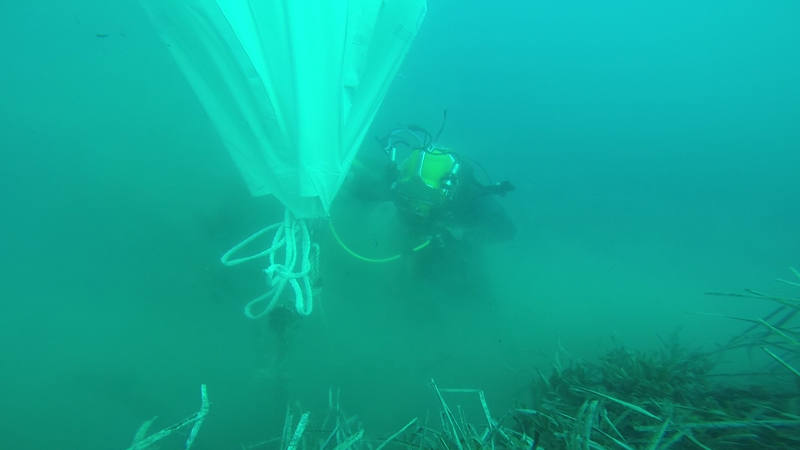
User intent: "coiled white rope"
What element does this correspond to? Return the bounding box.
[221,209,319,319]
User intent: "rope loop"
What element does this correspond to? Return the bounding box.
[221,208,319,319]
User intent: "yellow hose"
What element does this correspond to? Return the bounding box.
[328,220,430,263]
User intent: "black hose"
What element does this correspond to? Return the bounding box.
[433,109,448,143]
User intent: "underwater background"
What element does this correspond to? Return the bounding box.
[1,0,799,448]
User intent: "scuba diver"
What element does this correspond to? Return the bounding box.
[386,135,515,246]
[346,111,516,266]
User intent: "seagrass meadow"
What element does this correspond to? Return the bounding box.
[126,270,800,449]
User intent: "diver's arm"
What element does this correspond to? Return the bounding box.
[346,158,396,201]
[461,165,515,197]
[481,180,515,196]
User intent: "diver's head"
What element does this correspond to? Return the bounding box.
[391,147,461,220]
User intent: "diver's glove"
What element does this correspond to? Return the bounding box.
[489,180,515,196]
